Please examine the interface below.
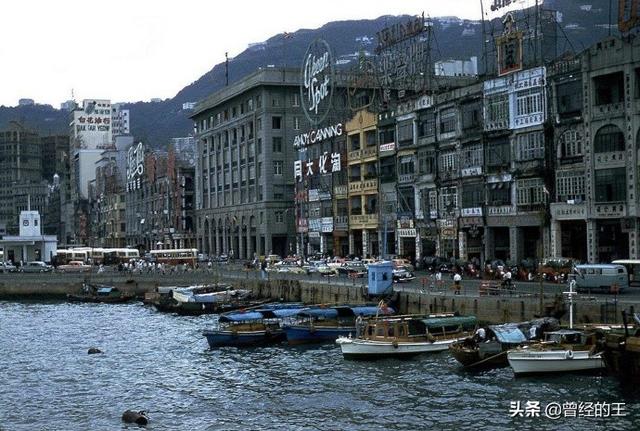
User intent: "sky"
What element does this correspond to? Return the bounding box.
[0,0,484,107]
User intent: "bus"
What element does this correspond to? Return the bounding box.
[103,248,140,265]
[612,259,640,288]
[149,249,198,267]
[55,249,89,265]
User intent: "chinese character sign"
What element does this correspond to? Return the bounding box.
[293,152,342,182]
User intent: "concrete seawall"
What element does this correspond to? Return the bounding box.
[0,272,635,324]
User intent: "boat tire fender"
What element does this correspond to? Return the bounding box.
[392,340,398,349]
[566,350,574,359]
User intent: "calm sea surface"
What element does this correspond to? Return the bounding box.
[1,301,639,431]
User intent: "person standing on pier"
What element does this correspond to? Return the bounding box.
[453,272,462,295]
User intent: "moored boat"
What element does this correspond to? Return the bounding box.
[336,314,477,359]
[149,284,253,315]
[449,318,559,369]
[597,312,640,385]
[507,329,604,375]
[203,303,305,348]
[67,283,134,303]
[283,304,395,345]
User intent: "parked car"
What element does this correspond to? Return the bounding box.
[392,258,414,272]
[58,260,92,273]
[21,261,53,273]
[337,261,367,277]
[0,261,18,273]
[393,266,416,283]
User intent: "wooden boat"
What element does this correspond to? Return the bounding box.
[507,329,604,375]
[282,304,395,345]
[145,284,256,315]
[202,303,305,348]
[598,312,640,385]
[335,314,477,359]
[449,318,559,369]
[67,283,134,303]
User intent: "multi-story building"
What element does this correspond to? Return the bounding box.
[111,103,130,138]
[0,122,51,234]
[192,68,303,259]
[125,142,196,251]
[346,110,379,258]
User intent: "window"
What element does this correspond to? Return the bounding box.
[439,187,457,213]
[257,138,262,154]
[417,149,436,175]
[594,125,624,152]
[556,170,585,202]
[379,127,395,144]
[438,151,457,175]
[348,133,360,151]
[275,211,284,223]
[398,156,414,176]
[272,116,281,129]
[516,88,543,117]
[594,72,624,105]
[379,156,396,182]
[272,137,283,153]
[516,178,545,206]
[418,111,436,137]
[461,144,483,168]
[595,168,626,202]
[291,93,300,107]
[462,102,482,130]
[486,139,511,167]
[272,96,280,107]
[349,165,361,182]
[274,161,282,175]
[273,185,285,200]
[485,94,509,129]
[365,130,376,147]
[398,187,415,213]
[461,183,484,208]
[293,116,300,130]
[397,120,414,146]
[350,196,362,215]
[487,182,511,205]
[516,131,544,160]
[559,129,583,158]
[439,108,457,134]
[556,80,582,116]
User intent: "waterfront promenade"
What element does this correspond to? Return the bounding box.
[1,265,637,325]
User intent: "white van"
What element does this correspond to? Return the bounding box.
[573,264,628,293]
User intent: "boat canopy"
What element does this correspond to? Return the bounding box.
[96,287,114,294]
[219,307,303,323]
[295,305,394,319]
[489,323,527,344]
[421,315,477,329]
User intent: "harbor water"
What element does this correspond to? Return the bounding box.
[1,301,639,430]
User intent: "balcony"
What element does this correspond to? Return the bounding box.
[398,173,415,184]
[349,179,378,194]
[348,147,377,163]
[349,214,379,229]
[334,185,348,199]
[334,215,349,231]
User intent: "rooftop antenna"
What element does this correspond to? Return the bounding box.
[225,52,229,86]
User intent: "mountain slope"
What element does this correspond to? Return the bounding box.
[0,0,615,144]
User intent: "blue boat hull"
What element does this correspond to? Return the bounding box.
[203,329,285,348]
[283,325,357,345]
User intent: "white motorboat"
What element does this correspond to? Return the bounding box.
[335,314,476,359]
[507,329,604,375]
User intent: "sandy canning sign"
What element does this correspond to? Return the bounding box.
[300,39,335,126]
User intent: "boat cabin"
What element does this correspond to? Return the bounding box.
[544,330,595,347]
[363,315,477,341]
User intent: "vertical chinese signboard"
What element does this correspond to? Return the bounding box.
[619,0,640,33]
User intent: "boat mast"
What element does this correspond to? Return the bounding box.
[563,279,576,329]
